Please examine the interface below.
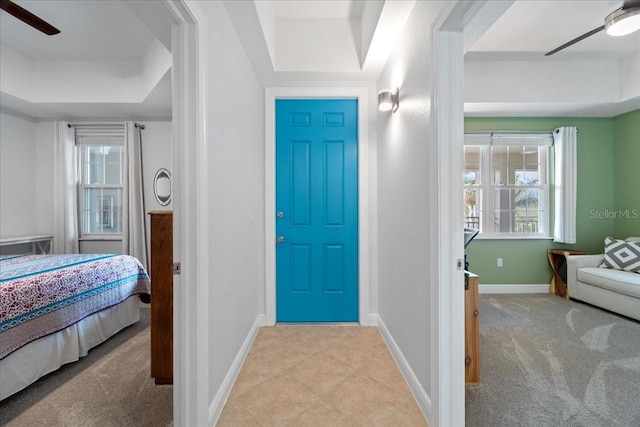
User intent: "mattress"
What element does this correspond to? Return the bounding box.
[1,253,151,359]
[0,296,141,400]
[0,253,151,400]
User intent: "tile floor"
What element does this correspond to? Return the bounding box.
[217,325,429,426]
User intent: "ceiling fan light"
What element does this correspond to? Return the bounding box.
[605,7,640,36]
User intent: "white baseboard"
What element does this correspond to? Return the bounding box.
[479,284,550,294]
[208,315,262,426]
[374,314,432,424]
[368,313,379,326]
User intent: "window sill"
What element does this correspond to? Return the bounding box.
[79,237,123,242]
[476,235,553,240]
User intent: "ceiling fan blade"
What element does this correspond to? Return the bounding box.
[0,0,60,35]
[545,25,605,56]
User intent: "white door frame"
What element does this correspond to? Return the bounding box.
[430,25,465,427]
[161,1,209,426]
[431,1,491,425]
[264,87,371,326]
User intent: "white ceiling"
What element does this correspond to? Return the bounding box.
[243,0,414,76]
[269,0,364,19]
[469,0,640,60]
[0,0,172,121]
[465,0,640,117]
[0,0,157,61]
[0,0,638,121]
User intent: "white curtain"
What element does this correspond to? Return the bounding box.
[122,121,148,270]
[553,126,578,243]
[53,122,79,254]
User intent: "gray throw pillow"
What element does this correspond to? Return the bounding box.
[600,236,640,273]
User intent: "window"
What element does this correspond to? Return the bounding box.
[78,139,124,237]
[464,133,550,237]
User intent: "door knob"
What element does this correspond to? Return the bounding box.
[277,211,284,218]
[277,236,289,244]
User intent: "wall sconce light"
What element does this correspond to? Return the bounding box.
[378,88,399,113]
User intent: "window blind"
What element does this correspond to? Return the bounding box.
[464,132,553,147]
[71,124,125,139]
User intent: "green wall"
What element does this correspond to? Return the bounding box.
[612,109,640,238]
[464,117,615,284]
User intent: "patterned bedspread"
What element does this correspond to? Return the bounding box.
[0,254,151,359]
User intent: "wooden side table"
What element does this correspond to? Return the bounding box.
[547,249,586,298]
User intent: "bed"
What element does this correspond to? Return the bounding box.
[0,253,151,400]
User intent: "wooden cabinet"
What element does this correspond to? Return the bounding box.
[465,272,480,384]
[149,211,173,385]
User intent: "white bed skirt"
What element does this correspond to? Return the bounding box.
[0,296,141,401]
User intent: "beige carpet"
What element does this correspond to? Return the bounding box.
[466,294,640,426]
[0,307,173,427]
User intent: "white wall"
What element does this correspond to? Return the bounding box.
[376,0,437,410]
[140,121,172,259]
[465,59,618,104]
[79,240,123,254]
[198,0,264,409]
[35,121,54,236]
[0,112,37,238]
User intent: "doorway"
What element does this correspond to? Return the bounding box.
[264,87,372,326]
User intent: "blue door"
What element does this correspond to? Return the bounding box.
[276,99,358,322]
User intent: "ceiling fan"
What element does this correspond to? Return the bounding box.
[545,0,640,56]
[0,0,60,35]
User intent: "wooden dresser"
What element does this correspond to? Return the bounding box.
[149,211,173,384]
[465,272,480,384]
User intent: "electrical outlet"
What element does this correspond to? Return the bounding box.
[497,258,503,267]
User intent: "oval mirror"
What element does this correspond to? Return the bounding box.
[154,168,171,206]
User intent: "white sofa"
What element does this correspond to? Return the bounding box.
[567,238,640,321]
